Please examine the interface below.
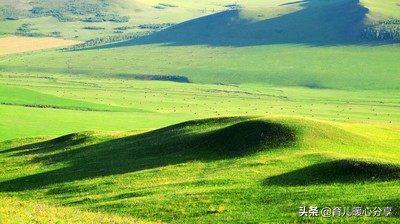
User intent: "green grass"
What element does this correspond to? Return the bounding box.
[0,20,21,37]
[0,0,399,223]
[0,196,151,223]
[0,104,197,142]
[361,0,400,21]
[1,0,400,91]
[131,0,369,46]
[0,73,399,142]
[0,85,142,111]
[2,43,400,90]
[0,0,255,40]
[0,116,399,223]
[180,45,400,89]
[1,0,400,41]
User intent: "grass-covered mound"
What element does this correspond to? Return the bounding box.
[0,116,399,223]
[0,117,298,191]
[264,159,400,186]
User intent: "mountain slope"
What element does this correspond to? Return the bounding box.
[127,0,369,46]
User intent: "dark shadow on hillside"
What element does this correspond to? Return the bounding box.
[90,0,369,49]
[0,133,90,156]
[263,160,400,186]
[0,117,297,192]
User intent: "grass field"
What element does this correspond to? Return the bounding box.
[0,196,150,223]
[0,0,399,223]
[0,117,399,223]
[1,0,398,41]
[0,73,398,223]
[1,44,400,89]
[0,36,80,56]
[0,72,399,141]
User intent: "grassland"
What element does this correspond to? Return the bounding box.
[0,72,399,142]
[0,0,399,223]
[0,36,80,56]
[1,0,398,41]
[0,196,150,223]
[0,72,398,223]
[1,44,400,89]
[0,0,250,40]
[361,0,400,21]
[0,117,399,223]
[0,20,21,38]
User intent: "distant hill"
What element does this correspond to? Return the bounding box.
[131,0,369,46]
[0,0,229,40]
[1,0,400,90]
[85,0,400,49]
[1,0,399,42]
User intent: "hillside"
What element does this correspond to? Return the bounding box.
[0,1,399,223]
[0,117,399,223]
[0,0,236,40]
[1,0,400,42]
[0,196,150,223]
[128,0,369,46]
[1,0,400,89]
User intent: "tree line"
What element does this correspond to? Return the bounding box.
[66,31,153,50]
[363,20,400,41]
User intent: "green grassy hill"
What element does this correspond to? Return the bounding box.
[2,0,400,89]
[128,0,368,46]
[2,0,399,41]
[0,116,399,223]
[0,0,242,40]
[0,74,399,142]
[1,1,399,223]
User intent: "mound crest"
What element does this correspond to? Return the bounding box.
[0,117,300,191]
[189,120,297,158]
[263,159,400,186]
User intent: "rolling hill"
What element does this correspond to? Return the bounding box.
[1,0,400,89]
[0,0,399,223]
[0,117,399,222]
[126,0,369,46]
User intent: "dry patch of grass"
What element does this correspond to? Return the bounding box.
[0,36,81,56]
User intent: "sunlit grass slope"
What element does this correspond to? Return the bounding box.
[2,43,400,90]
[361,0,400,21]
[0,117,399,223]
[1,0,400,43]
[0,196,150,224]
[0,0,270,40]
[0,72,399,142]
[0,85,141,111]
[130,0,368,46]
[1,0,400,89]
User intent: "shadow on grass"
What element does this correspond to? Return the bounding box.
[0,133,90,156]
[263,160,400,186]
[0,117,297,191]
[88,0,371,49]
